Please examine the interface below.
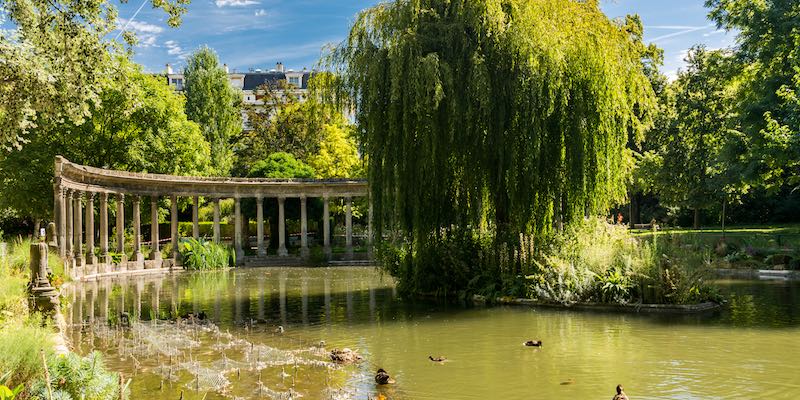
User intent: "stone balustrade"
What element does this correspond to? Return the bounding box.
[53,156,370,279]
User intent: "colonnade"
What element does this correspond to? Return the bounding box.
[53,156,370,278]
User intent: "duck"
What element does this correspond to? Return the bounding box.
[374,368,395,385]
[428,355,446,362]
[560,378,575,385]
[119,312,131,327]
[274,325,284,334]
[524,340,543,347]
[613,384,629,400]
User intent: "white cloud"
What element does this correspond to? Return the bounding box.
[215,0,259,7]
[649,25,709,30]
[703,29,725,37]
[118,18,164,48]
[164,40,185,58]
[647,24,714,43]
[120,19,164,34]
[255,9,267,17]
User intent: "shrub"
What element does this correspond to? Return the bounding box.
[178,238,235,270]
[29,352,127,400]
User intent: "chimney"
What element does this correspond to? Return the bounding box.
[166,63,173,74]
[276,62,285,72]
[223,63,229,73]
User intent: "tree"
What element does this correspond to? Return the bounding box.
[648,47,737,229]
[248,152,315,179]
[706,0,800,190]
[307,123,362,179]
[0,58,211,221]
[327,0,655,292]
[0,0,187,147]
[183,46,242,175]
[235,75,358,177]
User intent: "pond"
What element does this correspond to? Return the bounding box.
[64,268,800,399]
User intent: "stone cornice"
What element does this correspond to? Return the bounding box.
[54,156,368,198]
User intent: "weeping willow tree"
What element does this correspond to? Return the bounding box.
[326,0,655,294]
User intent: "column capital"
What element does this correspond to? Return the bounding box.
[131,194,141,203]
[116,192,125,202]
[256,195,264,205]
[99,192,108,202]
[85,192,95,200]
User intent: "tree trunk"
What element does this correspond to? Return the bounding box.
[693,208,700,230]
[721,198,727,238]
[33,219,41,239]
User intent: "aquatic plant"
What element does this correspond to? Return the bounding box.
[179,238,235,270]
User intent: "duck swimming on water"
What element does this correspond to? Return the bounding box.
[375,368,395,385]
[428,355,446,362]
[524,340,543,347]
[613,384,629,400]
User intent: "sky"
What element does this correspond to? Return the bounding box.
[114,0,736,79]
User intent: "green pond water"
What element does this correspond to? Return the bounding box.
[64,267,800,399]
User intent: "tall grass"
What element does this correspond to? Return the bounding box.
[179,238,235,270]
[0,315,53,388]
[5,237,65,281]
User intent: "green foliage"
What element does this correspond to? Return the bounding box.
[0,0,187,146]
[0,316,53,388]
[179,238,235,270]
[183,47,242,175]
[307,123,362,179]
[236,75,360,177]
[0,383,23,400]
[248,152,315,179]
[643,46,740,227]
[30,352,127,400]
[706,0,800,190]
[327,0,655,291]
[0,58,212,220]
[5,237,64,284]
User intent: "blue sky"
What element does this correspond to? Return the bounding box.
[117,0,735,79]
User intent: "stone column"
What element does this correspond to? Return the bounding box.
[192,195,199,240]
[66,190,73,259]
[150,195,161,262]
[234,197,244,262]
[170,195,179,262]
[300,196,309,258]
[345,196,353,258]
[256,196,266,256]
[212,198,221,244]
[277,196,288,257]
[85,192,97,266]
[99,193,110,265]
[116,193,127,263]
[323,196,331,258]
[132,195,143,264]
[58,187,67,259]
[73,191,84,268]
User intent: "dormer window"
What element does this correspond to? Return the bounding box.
[288,76,300,87]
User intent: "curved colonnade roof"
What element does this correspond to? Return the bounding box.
[54,156,368,198]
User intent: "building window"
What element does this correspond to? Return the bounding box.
[171,78,183,90]
[288,76,300,86]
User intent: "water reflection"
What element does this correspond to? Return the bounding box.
[64,268,800,400]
